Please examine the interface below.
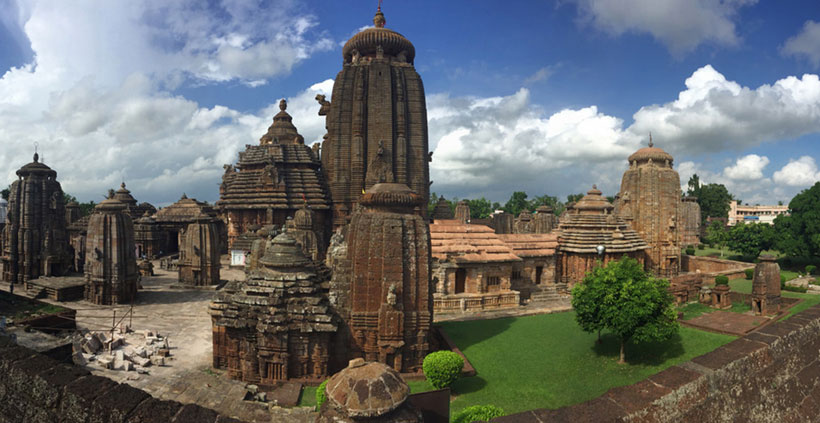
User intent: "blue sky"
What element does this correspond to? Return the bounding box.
[1,0,819,207]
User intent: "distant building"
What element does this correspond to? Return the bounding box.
[728,201,789,225]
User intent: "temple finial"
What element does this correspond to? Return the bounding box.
[592,184,597,190]
[279,99,287,111]
[648,132,653,148]
[33,141,39,163]
[374,2,386,28]
[121,182,126,189]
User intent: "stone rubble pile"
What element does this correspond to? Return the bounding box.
[72,325,171,374]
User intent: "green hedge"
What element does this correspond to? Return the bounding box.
[715,275,729,285]
[452,405,505,423]
[315,379,328,410]
[685,247,696,256]
[806,265,817,276]
[423,350,464,390]
[745,269,754,280]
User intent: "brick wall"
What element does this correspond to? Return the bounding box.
[494,304,820,422]
[0,335,240,423]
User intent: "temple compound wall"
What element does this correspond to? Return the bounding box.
[615,139,681,278]
[495,304,820,423]
[320,9,430,228]
[1,153,71,286]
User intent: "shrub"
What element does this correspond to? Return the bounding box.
[806,265,817,276]
[784,285,808,293]
[745,269,754,280]
[714,275,729,285]
[781,275,787,289]
[423,350,464,390]
[697,244,705,250]
[452,405,505,423]
[315,379,328,410]
[685,247,696,256]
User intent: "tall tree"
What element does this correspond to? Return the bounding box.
[697,183,733,223]
[572,257,678,364]
[686,174,701,197]
[566,193,585,204]
[503,191,529,216]
[774,182,820,258]
[705,220,729,256]
[1,186,9,201]
[467,198,495,219]
[726,223,775,258]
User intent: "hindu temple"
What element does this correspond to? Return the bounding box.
[1,153,71,285]
[557,186,649,290]
[319,7,431,228]
[83,198,139,305]
[615,137,682,277]
[218,99,331,250]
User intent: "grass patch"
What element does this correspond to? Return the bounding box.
[781,270,800,281]
[299,386,317,408]
[678,301,750,321]
[436,312,733,416]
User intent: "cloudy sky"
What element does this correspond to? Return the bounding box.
[1,0,819,207]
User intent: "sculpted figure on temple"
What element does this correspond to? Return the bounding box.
[315,94,331,115]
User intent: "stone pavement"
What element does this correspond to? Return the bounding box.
[0,258,318,422]
[683,310,770,336]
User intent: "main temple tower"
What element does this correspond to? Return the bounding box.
[320,7,430,228]
[615,138,682,277]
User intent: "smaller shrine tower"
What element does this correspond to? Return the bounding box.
[84,198,139,305]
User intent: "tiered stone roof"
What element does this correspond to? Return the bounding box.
[497,233,558,257]
[430,196,453,220]
[218,100,330,211]
[558,187,649,254]
[431,220,521,263]
[153,194,217,223]
[113,182,156,219]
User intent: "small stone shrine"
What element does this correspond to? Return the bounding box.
[513,210,534,234]
[84,198,139,305]
[751,254,781,315]
[1,153,71,285]
[178,215,221,286]
[533,205,558,233]
[430,196,453,220]
[492,211,514,234]
[317,358,422,423]
[210,232,336,383]
[454,200,470,223]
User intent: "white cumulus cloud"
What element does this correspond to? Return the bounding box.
[782,20,820,68]
[723,154,769,180]
[773,156,820,187]
[569,0,757,56]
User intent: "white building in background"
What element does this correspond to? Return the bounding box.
[0,198,7,223]
[728,201,789,225]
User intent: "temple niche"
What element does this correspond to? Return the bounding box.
[217,99,330,257]
[320,8,430,228]
[1,153,71,285]
[680,196,702,247]
[210,232,336,384]
[342,182,433,373]
[557,186,649,291]
[84,198,139,305]
[615,138,682,277]
[178,216,221,286]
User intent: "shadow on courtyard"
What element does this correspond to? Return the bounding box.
[592,333,685,366]
[131,289,217,306]
[450,375,488,394]
[438,316,514,352]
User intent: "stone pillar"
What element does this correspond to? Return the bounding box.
[84,198,139,305]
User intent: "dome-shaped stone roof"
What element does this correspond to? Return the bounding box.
[95,198,127,212]
[325,358,410,418]
[260,99,303,145]
[17,153,56,177]
[536,205,553,213]
[628,137,674,164]
[113,182,138,206]
[573,185,614,214]
[342,9,415,64]
[293,205,314,229]
[360,183,423,210]
[259,231,311,268]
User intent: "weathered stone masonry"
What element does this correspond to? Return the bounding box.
[494,303,820,423]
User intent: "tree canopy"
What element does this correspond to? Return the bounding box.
[503,191,529,216]
[726,222,775,258]
[774,182,820,258]
[571,257,679,364]
[687,175,733,224]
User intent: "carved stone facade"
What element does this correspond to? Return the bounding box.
[498,233,558,301]
[320,9,430,228]
[178,217,221,286]
[558,187,649,290]
[751,255,781,315]
[83,198,139,305]
[218,99,330,249]
[343,183,432,373]
[680,196,701,247]
[1,154,71,285]
[615,139,682,278]
[532,206,558,233]
[152,194,222,256]
[210,232,336,384]
[133,212,161,259]
[431,220,521,313]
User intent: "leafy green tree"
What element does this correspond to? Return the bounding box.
[528,194,565,216]
[1,185,9,201]
[705,220,728,256]
[63,193,77,205]
[566,193,585,204]
[573,257,678,364]
[571,261,608,343]
[726,223,775,258]
[774,182,820,258]
[503,191,529,216]
[698,183,733,223]
[686,174,701,197]
[467,197,495,219]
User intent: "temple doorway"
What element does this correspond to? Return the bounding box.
[455,269,466,294]
[535,266,543,284]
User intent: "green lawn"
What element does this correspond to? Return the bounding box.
[687,247,781,260]
[678,301,750,320]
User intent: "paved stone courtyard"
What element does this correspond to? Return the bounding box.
[683,310,771,336]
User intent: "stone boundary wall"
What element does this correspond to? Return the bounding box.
[0,335,241,423]
[494,303,820,422]
[681,255,754,280]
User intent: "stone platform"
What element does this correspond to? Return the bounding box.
[683,311,771,336]
[25,276,85,301]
